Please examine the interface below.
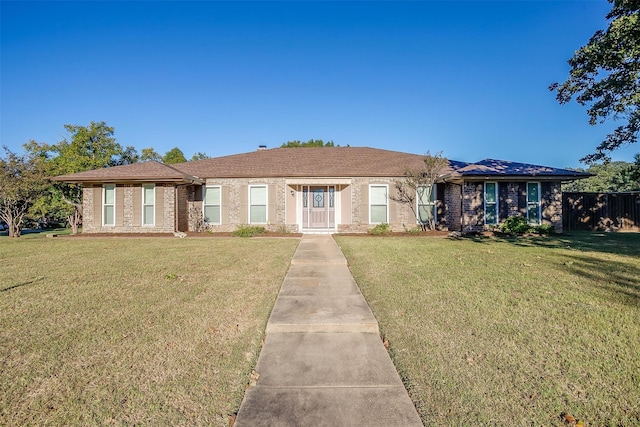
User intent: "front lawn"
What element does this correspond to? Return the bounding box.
[0,236,299,426]
[335,232,640,426]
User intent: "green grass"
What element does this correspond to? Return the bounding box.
[335,232,640,426]
[0,236,299,426]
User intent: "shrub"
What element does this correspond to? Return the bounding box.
[368,223,391,235]
[499,216,531,235]
[233,224,267,237]
[532,224,555,235]
[404,226,423,235]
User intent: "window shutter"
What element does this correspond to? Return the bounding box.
[240,185,248,223]
[268,185,277,223]
[360,184,369,223]
[93,186,102,227]
[115,185,124,227]
[518,183,527,216]
[498,182,508,220]
[222,186,230,224]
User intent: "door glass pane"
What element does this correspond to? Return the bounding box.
[313,189,324,208]
[303,188,308,208]
[329,187,334,208]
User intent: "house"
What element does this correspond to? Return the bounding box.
[52,146,589,234]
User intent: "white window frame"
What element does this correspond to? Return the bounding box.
[416,185,437,224]
[142,184,155,226]
[484,182,498,225]
[249,185,268,224]
[369,184,389,224]
[203,185,222,225]
[527,182,541,224]
[103,184,115,226]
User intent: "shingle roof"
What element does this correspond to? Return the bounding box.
[51,160,203,184]
[456,159,589,178]
[52,148,590,183]
[174,147,459,178]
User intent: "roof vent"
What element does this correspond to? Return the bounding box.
[257,145,267,150]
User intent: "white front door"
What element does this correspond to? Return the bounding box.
[302,186,335,229]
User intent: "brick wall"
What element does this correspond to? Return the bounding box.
[462,182,484,232]
[542,182,563,233]
[81,184,176,233]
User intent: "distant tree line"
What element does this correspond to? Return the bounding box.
[563,155,640,193]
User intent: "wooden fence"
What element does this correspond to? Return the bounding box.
[563,192,640,231]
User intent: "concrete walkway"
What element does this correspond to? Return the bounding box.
[234,235,423,426]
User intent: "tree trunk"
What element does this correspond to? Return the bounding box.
[68,207,81,235]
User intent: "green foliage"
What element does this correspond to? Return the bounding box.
[499,216,531,235]
[281,139,337,148]
[404,226,423,235]
[532,224,555,235]
[190,152,210,161]
[391,151,449,231]
[550,0,640,162]
[232,224,267,237]
[140,147,162,162]
[162,147,187,164]
[368,223,391,235]
[25,121,138,234]
[0,146,48,237]
[563,159,640,192]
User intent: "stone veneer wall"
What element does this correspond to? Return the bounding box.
[193,178,295,233]
[81,184,176,233]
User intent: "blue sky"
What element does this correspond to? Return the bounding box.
[2,1,638,168]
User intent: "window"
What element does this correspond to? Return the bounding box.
[204,186,221,224]
[527,182,541,224]
[103,184,115,226]
[369,185,388,223]
[484,182,498,225]
[249,185,267,224]
[142,185,155,226]
[417,185,436,224]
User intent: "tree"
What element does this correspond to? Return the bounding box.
[563,158,640,192]
[191,152,210,161]
[26,121,135,234]
[141,147,163,162]
[390,151,449,231]
[550,0,640,163]
[163,147,187,164]
[0,146,48,237]
[281,139,336,148]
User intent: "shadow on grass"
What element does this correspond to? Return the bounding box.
[561,253,640,306]
[462,231,640,258]
[1,276,45,293]
[462,232,640,305]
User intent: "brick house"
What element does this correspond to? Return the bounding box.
[52,147,588,234]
